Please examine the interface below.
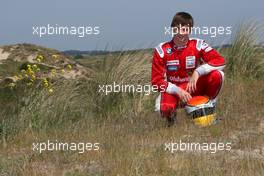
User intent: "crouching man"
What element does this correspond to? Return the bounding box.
[151,12,225,127]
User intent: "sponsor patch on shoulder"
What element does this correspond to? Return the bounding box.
[157,46,163,55]
[196,39,203,51]
[201,41,209,50]
[205,46,213,52]
[155,42,165,58]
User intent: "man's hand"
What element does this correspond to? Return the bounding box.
[186,70,199,93]
[166,82,192,102]
[177,87,192,103]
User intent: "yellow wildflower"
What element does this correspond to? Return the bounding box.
[67,64,72,70]
[52,54,58,59]
[48,88,53,93]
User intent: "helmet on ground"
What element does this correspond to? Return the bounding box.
[185,96,217,127]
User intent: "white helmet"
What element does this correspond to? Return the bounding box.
[185,96,217,127]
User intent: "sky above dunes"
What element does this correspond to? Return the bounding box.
[0,0,263,51]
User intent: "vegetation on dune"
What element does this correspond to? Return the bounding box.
[0,22,264,175]
[223,21,264,79]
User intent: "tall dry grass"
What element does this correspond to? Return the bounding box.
[223,21,264,79]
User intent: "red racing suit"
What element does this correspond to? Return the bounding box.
[151,38,225,117]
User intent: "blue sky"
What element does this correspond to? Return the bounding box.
[0,0,263,50]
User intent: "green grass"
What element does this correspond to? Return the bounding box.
[221,21,264,79]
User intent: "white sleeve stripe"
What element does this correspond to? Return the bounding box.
[196,64,225,76]
[166,82,179,94]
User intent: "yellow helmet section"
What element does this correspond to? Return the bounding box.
[193,113,217,127]
[185,96,217,127]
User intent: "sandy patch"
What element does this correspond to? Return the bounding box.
[0,48,10,63]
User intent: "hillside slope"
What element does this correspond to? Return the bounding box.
[0,44,92,86]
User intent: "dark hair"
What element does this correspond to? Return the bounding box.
[171,12,194,28]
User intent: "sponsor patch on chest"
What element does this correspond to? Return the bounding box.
[167,65,178,71]
[166,60,179,71]
[166,60,179,65]
[186,56,196,69]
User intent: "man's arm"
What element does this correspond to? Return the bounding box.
[187,39,225,93]
[151,48,169,92]
[195,40,225,76]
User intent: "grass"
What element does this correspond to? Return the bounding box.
[221,21,264,79]
[0,81,264,175]
[0,23,264,175]
[0,60,22,77]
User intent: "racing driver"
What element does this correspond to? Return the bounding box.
[151,12,225,127]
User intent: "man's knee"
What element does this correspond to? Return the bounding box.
[209,70,224,80]
[207,70,224,99]
[209,70,224,84]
